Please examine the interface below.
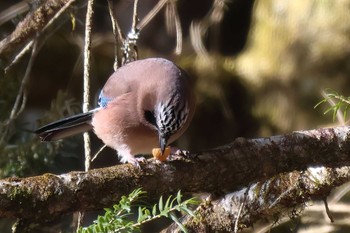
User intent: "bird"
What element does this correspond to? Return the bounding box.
[35,58,195,167]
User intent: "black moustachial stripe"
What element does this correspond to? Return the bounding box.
[157,94,189,137]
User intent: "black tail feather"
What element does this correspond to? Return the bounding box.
[35,111,94,141]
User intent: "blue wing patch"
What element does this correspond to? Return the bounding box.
[98,91,113,108]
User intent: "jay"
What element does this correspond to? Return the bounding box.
[35,58,195,167]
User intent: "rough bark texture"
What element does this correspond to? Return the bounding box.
[0,0,70,62]
[1,126,350,227]
[164,166,350,232]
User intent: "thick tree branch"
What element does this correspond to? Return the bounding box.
[1,126,350,223]
[165,166,350,232]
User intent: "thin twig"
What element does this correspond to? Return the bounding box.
[131,0,139,33]
[234,185,250,233]
[172,3,182,55]
[107,0,124,70]
[4,41,34,73]
[190,21,209,58]
[91,144,107,162]
[234,202,244,233]
[165,1,182,54]
[4,0,78,73]
[42,0,77,33]
[189,0,227,58]
[136,0,169,31]
[79,0,95,229]
[76,212,85,231]
[9,40,38,119]
[82,0,94,171]
[82,0,95,171]
[323,197,334,223]
[138,0,183,55]
[329,183,350,204]
[122,0,140,63]
[1,38,39,143]
[0,1,31,27]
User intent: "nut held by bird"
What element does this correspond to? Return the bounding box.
[152,147,171,161]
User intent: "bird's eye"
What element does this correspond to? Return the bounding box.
[144,110,157,126]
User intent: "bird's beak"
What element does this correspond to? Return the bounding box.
[159,135,168,155]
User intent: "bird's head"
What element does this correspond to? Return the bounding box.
[153,93,189,154]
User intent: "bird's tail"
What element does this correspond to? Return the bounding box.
[35,111,95,141]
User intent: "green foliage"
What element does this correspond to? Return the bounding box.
[0,90,81,178]
[0,136,58,178]
[78,189,199,233]
[315,89,350,122]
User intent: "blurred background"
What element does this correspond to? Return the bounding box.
[0,0,350,232]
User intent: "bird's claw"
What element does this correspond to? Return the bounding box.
[127,156,147,169]
[168,147,190,160]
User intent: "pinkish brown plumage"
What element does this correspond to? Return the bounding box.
[35,58,195,167]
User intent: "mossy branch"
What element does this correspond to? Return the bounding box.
[1,126,350,229]
[165,166,350,232]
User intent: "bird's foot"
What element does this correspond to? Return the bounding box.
[168,147,190,160]
[119,152,146,169]
[127,156,147,169]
